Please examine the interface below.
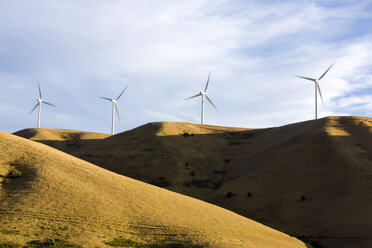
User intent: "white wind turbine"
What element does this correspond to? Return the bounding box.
[296,62,334,120]
[186,71,217,124]
[29,82,56,128]
[100,86,128,135]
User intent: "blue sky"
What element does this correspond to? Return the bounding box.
[1,0,372,133]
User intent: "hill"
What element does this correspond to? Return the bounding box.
[0,131,305,248]
[69,116,372,248]
[13,128,110,153]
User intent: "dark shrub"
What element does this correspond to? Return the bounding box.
[142,148,155,152]
[0,243,21,248]
[7,168,22,179]
[226,192,234,198]
[359,121,367,127]
[27,239,81,247]
[228,141,242,146]
[213,170,226,175]
[104,237,193,247]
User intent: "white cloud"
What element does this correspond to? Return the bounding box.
[0,0,372,132]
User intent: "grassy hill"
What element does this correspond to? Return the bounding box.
[13,128,110,153]
[65,116,372,248]
[0,131,305,248]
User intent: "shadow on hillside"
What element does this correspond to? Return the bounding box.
[328,117,372,162]
[30,122,267,192]
[2,160,38,195]
[27,119,329,191]
[32,139,105,153]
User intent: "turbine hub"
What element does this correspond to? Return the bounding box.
[37,99,42,103]
[112,99,116,103]
[200,91,206,95]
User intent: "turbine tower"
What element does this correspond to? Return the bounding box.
[186,71,217,124]
[29,82,56,128]
[100,86,127,135]
[296,62,334,120]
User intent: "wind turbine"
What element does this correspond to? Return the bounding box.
[186,71,217,124]
[29,82,56,128]
[100,86,128,135]
[295,62,334,120]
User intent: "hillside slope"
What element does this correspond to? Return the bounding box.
[72,122,250,198]
[0,132,305,248]
[13,128,110,153]
[71,116,372,248]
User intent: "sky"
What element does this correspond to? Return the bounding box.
[1,0,372,134]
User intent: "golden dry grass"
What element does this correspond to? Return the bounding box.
[65,116,372,248]
[0,131,305,248]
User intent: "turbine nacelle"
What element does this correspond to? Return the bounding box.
[295,62,335,119]
[99,86,128,135]
[30,82,56,128]
[185,71,217,124]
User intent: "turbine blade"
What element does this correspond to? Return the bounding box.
[99,96,112,101]
[204,71,211,92]
[116,86,128,101]
[205,94,218,111]
[316,82,324,105]
[318,62,335,81]
[185,93,201,100]
[114,103,120,121]
[37,81,42,99]
[29,103,39,114]
[43,101,56,107]
[295,75,315,82]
